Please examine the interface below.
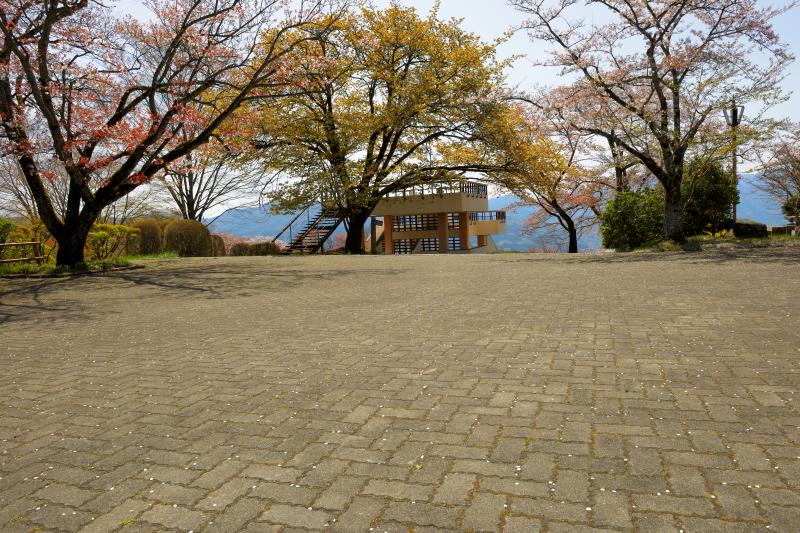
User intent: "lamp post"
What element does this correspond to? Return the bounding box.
[724,99,745,222]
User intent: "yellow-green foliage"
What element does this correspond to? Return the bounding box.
[162,220,212,257]
[131,218,164,255]
[0,226,35,263]
[239,5,512,215]
[0,218,15,243]
[86,224,140,260]
[0,221,57,263]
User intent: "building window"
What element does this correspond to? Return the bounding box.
[393,239,413,254]
[392,214,438,232]
[448,213,460,229]
[420,238,439,252]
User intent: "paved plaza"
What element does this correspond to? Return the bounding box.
[1,250,800,532]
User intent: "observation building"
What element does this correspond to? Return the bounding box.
[368,181,507,254]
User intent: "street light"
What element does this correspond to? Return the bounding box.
[724,99,745,222]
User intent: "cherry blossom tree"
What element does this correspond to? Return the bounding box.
[496,103,600,253]
[0,0,335,266]
[756,124,800,206]
[510,0,792,243]
[1,155,158,224]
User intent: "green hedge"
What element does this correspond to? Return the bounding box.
[733,220,768,239]
[211,234,227,257]
[131,218,164,255]
[162,220,212,257]
[248,241,283,256]
[601,189,665,251]
[229,242,250,256]
[682,159,738,235]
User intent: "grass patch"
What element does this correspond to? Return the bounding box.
[633,236,704,253]
[120,251,179,261]
[632,233,799,253]
[0,262,78,276]
[697,233,799,246]
[765,233,800,241]
[0,258,134,277]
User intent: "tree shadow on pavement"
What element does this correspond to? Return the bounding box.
[0,261,409,326]
[0,277,79,326]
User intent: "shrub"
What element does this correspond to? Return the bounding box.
[0,219,28,262]
[248,241,283,256]
[131,218,164,255]
[162,220,212,257]
[601,189,665,251]
[733,220,768,239]
[85,224,140,260]
[229,242,251,256]
[0,218,16,244]
[4,221,57,263]
[682,159,738,235]
[783,195,800,224]
[211,234,226,257]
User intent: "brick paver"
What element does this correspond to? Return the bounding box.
[1,249,800,532]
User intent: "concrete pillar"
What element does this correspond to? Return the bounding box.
[458,212,470,251]
[370,217,377,254]
[384,216,394,254]
[477,235,487,248]
[437,212,449,254]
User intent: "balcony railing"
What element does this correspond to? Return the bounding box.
[392,211,504,232]
[385,181,488,199]
[468,211,506,222]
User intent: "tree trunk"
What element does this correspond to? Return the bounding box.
[608,135,628,193]
[55,210,99,267]
[567,224,578,253]
[615,166,628,193]
[552,200,579,253]
[344,209,371,254]
[663,183,686,244]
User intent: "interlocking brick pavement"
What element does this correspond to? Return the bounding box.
[1,249,800,532]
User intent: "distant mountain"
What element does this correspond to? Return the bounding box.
[207,206,297,239]
[737,173,786,227]
[208,179,785,252]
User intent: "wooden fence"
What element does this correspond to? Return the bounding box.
[0,242,44,265]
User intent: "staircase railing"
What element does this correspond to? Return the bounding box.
[292,209,326,252]
[301,208,343,253]
[271,203,321,249]
[272,203,344,254]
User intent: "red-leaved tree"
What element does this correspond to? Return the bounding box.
[0,0,335,265]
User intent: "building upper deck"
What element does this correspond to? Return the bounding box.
[373,181,490,216]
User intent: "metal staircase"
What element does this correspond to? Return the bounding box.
[272,204,343,254]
